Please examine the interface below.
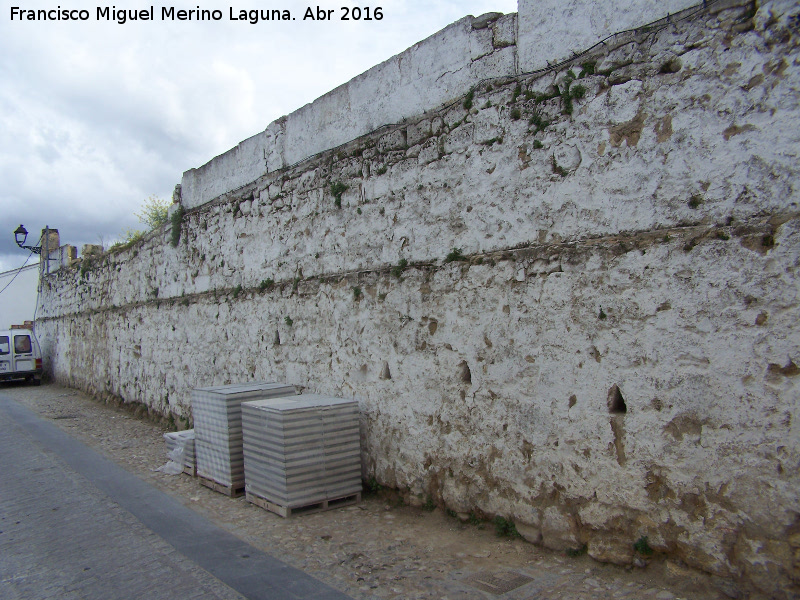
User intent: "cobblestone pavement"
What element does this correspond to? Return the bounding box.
[0,398,246,600]
[2,382,733,600]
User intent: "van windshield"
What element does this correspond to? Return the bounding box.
[14,335,32,354]
[0,336,8,355]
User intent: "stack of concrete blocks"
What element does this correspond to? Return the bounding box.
[191,381,297,494]
[241,394,362,517]
[163,429,196,476]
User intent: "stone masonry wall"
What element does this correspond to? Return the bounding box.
[180,0,705,210]
[36,1,800,597]
[180,11,519,209]
[517,0,699,72]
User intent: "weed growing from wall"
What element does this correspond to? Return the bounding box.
[493,516,522,538]
[551,155,568,177]
[364,476,382,495]
[170,205,185,247]
[444,247,465,263]
[463,89,475,110]
[511,83,522,103]
[109,228,146,254]
[391,258,408,278]
[633,536,654,556]
[688,194,703,209]
[532,90,559,105]
[529,108,550,133]
[579,60,596,77]
[79,257,94,280]
[558,72,587,116]
[331,182,348,208]
[531,72,588,118]
[136,195,170,229]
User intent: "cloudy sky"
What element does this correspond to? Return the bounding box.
[0,0,517,274]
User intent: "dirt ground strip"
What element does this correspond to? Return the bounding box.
[3,382,733,600]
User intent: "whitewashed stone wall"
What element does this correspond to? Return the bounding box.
[36,1,800,597]
[182,0,787,211]
[180,12,518,209]
[516,0,699,72]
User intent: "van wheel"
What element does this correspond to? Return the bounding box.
[31,377,41,387]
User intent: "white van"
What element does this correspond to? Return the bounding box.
[0,329,43,385]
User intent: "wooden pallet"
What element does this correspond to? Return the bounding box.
[198,475,245,497]
[246,491,361,518]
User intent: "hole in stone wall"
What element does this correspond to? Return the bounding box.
[274,330,280,345]
[459,361,472,384]
[607,384,627,414]
[659,57,682,74]
[380,361,392,380]
[428,319,438,335]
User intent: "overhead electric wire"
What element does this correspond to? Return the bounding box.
[0,242,40,297]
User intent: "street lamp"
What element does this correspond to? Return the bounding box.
[14,224,55,276]
[14,224,44,255]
